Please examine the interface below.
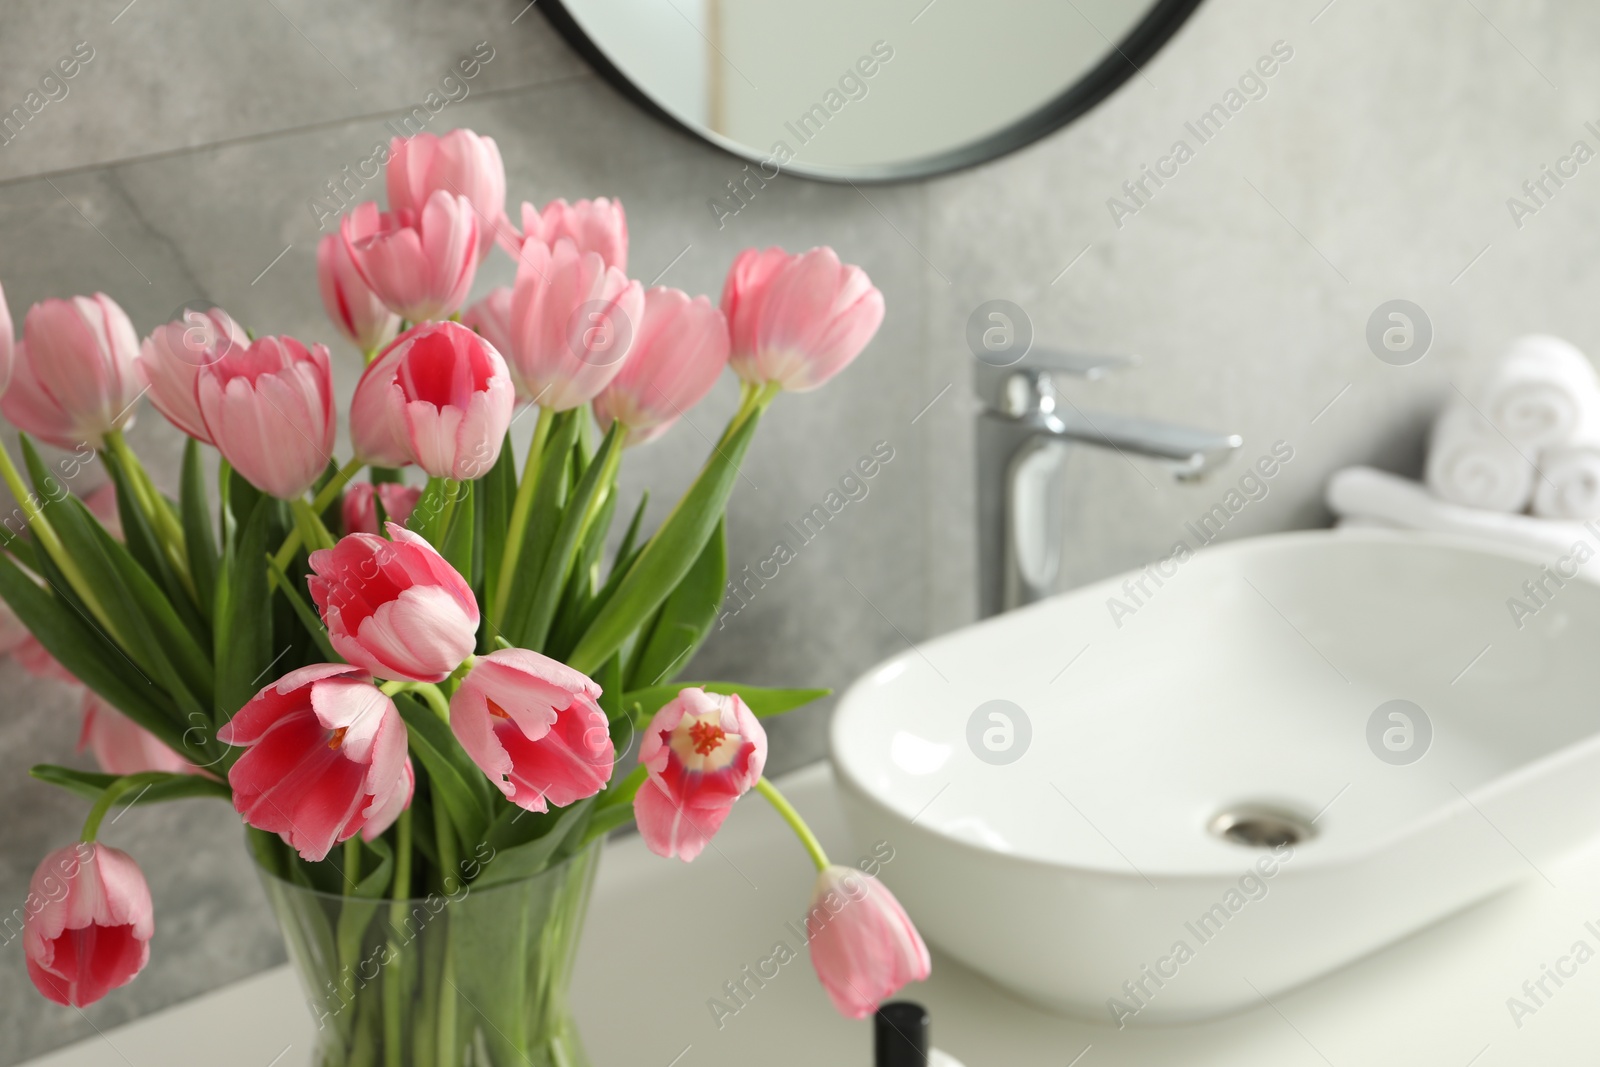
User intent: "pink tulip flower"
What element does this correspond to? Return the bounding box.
[506,238,644,409]
[593,288,729,445]
[805,865,931,1019]
[342,481,422,535]
[349,338,413,469]
[79,691,193,776]
[136,307,248,443]
[0,294,142,449]
[196,336,335,500]
[341,193,479,322]
[24,842,154,1007]
[317,231,400,355]
[386,321,514,480]
[634,688,766,862]
[0,279,14,397]
[218,663,410,861]
[721,247,884,393]
[449,648,614,812]
[461,286,514,361]
[307,522,479,684]
[386,130,507,261]
[500,197,627,272]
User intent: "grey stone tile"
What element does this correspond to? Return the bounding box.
[0,0,586,182]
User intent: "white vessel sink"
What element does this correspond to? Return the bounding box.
[831,528,1600,1023]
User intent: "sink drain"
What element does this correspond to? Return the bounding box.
[1207,806,1315,849]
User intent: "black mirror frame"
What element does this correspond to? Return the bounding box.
[538,0,1206,183]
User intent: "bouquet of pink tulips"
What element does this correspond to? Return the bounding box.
[1,128,928,1062]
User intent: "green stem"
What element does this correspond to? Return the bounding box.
[290,498,338,553]
[384,807,412,1067]
[491,406,554,628]
[383,680,452,724]
[270,456,365,570]
[0,440,122,642]
[572,427,625,553]
[81,772,169,842]
[753,777,829,871]
[432,789,461,1067]
[344,837,362,885]
[717,381,780,450]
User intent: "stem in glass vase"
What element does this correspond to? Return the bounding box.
[384,808,411,1067]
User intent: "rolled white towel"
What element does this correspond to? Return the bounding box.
[1474,334,1599,449]
[1533,411,1600,518]
[1327,466,1600,573]
[1424,402,1536,512]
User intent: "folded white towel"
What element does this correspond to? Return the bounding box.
[1327,467,1600,574]
[1474,334,1599,449]
[1533,410,1600,519]
[1424,402,1536,512]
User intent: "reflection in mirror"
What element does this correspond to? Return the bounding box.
[546,0,1204,181]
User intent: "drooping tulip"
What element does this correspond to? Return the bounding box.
[136,306,248,443]
[0,294,142,449]
[721,246,884,392]
[505,237,644,409]
[79,691,193,776]
[196,335,335,500]
[307,523,479,684]
[342,481,422,535]
[341,193,479,322]
[593,288,729,445]
[217,663,410,861]
[386,320,514,480]
[804,865,931,1019]
[385,130,506,261]
[449,648,614,812]
[500,197,627,272]
[317,231,400,355]
[24,842,154,1007]
[0,279,14,397]
[633,688,766,862]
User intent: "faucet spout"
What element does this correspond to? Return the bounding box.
[975,357,1242,617]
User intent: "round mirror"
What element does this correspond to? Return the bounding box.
[542,0,1205,182]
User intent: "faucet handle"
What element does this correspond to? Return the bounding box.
[973,348,1136,413]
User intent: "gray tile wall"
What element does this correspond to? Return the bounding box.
[2,0,1594,1057]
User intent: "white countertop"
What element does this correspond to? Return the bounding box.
[22,761,1600,1066]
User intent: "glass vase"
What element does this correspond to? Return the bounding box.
[257,841,600,1067]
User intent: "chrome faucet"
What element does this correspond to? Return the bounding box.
[976,350,1243,617]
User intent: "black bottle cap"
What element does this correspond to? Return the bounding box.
[875,1001,929,1067]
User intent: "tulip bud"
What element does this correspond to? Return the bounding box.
[317,231,400,354]
[342,481,422,535]
[0,294,142,449]
[593,288,729,446]
[196,335,335,500]
[136,306,248,443]
[501,196,627,272]
[307,523,479,684]
[386,321,515,481]
[386,129,507,262]
[721,246,884,393]
[505,238,644,409]
[341,192,479,322]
